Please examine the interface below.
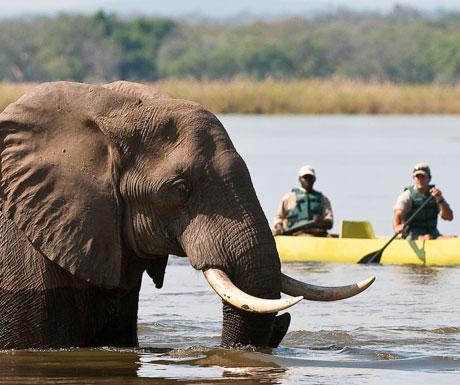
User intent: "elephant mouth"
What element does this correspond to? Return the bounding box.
[203,268,375,313]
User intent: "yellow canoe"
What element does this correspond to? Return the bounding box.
[275,221,460,265]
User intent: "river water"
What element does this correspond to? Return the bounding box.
[0,115,459,384]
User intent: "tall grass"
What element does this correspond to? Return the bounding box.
[0,83,37,113]
[2,79,460,114]
[153,78,460,114]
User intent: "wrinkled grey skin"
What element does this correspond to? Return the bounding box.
[0,81,287,349]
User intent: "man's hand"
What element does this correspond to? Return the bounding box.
[430,186,443,203]
[394,224,404,234]
[312,214,322,224]
[313,215,332,230]
[275,223,285,235]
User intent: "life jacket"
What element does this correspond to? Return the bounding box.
[286,188,323,231]
[403,185,439,237]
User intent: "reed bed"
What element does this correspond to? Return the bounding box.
[152,79,460,114]
[0,83,37,113]
[2,80,460,114]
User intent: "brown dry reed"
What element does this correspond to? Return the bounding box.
[1,79,460,115]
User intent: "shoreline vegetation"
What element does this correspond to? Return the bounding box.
[2,79,460,115]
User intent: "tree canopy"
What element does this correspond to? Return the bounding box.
[2,7,460,84]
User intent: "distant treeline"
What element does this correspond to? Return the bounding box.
[2,7,460,84]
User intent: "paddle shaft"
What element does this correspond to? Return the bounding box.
[358,193,435,264]
[283,220,316,235]
[400,193,435,233]
[372,232,399,258]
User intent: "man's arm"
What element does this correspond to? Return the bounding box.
[316,196,333,230]
[393,209,405,234]
[438,200,453,221]
[430,187,453,221]
[273,193,293,235]
[393,190,412,234]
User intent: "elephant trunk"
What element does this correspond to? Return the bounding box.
[218,242,285,348]
[221,303,278,347]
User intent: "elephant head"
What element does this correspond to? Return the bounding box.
[0,81,374,348]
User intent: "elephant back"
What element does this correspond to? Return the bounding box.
[102,81,172,102]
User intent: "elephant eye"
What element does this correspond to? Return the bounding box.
[172,182,191,201]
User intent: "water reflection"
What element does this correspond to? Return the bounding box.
[222,367,287,383]
[280,261,330,275]
[407,240,426,263]
[0,349,141,383]
[395,264,441,285]
[139,348,288,383]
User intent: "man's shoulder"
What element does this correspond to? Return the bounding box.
[399,189,412,199]
[395,189,411,210]
[282,190,296,200]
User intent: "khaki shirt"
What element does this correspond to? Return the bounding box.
[273,188,333,229]
[394,189,413,217]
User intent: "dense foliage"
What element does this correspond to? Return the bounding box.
[2,7,460,84]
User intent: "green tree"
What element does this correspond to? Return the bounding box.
[0,20,41,81]
[109,16,175,81]
[428,35,460,84]
[36,14,120,82]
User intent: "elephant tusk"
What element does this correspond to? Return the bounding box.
[280,273,375,301]
[203,268,303,314]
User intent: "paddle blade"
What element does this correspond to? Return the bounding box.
[358,249,383,264]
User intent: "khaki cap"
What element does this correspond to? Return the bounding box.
[413,163,431,177]
[298,165,316,177]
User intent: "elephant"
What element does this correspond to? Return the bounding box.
[0,81,374,349]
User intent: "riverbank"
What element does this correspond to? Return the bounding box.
[2,79,460,114]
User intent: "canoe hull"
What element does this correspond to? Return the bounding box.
[275,235,460,265]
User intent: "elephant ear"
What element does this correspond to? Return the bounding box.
[0,82,134,288]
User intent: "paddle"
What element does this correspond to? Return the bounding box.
[283,219,316,235]
[358,194,435,264]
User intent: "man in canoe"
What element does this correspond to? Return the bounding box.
[393,163,453,240]
[274,165,333,237]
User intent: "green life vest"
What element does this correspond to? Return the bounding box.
[404,185,439,238]
[286,188,323,231]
